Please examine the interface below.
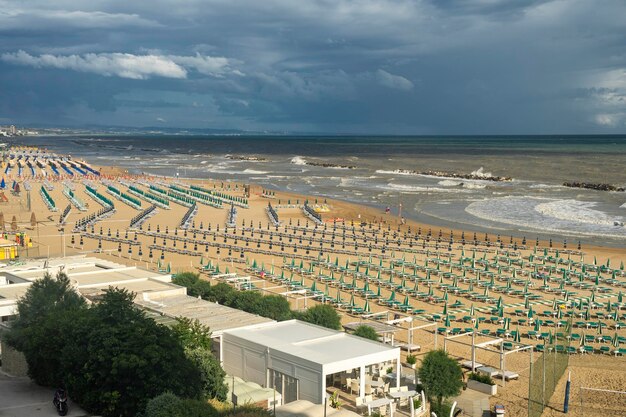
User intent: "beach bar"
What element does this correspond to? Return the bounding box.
[222,320,401,404]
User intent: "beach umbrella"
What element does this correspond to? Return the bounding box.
[483,286,489,297]
[402,295,411,308]
[364,300,371,314]
[580,332,586,347]
[310,281,318,293]
[336,289,343,303]
[606,300,612,313]
[442,303,448,316]
[388,290,396,302]
[376,286,382,298]
[514,327,521,343]
[443,291,449,302]
[470,303,475,316]
[613,332,620,348]
[524,296,530,310]
[584,308,590,321]
[597,323,603,336]
[534,320,541,332]
[474,319,480,330]
[498,307,505,318]
[504,317,511,331]
[528,306,534,319]
[496,296,503,309]
[444,315,451,328]
[468,280,474,292]
[349,294,356,308]
[621,261,624,271]
[619,291,623,303]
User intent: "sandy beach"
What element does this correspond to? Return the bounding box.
[2,148,626,417]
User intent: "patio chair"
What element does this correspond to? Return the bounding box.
[350,380,360,396]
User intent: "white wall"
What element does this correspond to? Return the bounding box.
[223,334,323,404]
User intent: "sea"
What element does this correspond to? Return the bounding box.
[17,135,626,246]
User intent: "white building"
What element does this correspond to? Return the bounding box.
[222,320,401,404]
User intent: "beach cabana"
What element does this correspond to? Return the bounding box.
[222,320,401,404]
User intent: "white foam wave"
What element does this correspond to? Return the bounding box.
[291,156,307,165]
[375,169,417,176]
[465,196,626,238]
[439,180,462,187]
[463,183,486,189]
[535,200,619,226]
[242,169,268,174]
[384,183,470,193]
[620,202,626,209]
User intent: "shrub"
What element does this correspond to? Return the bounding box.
[352,325,379,341]
[406,354,417,365]
[299,304,342,330]
[144,392,182,417]
[468,372,495,385]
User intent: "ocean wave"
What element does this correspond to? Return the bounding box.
[291,156,307,165]
[463,183,487,189]
[620,202,626,209]
[375,169,417,176]
[384,183,470,193]
[529,183,564,189]
[465,196,626,238]
[242,169,268,174]
[535,200,619,226]
[438,180,462,187]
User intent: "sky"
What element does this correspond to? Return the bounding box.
[1,0,625,134]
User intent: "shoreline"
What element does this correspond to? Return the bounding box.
[93,163,626,260]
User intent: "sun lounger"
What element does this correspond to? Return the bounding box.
[495,370,519,380]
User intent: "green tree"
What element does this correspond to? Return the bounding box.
[172,272,200,291]
[256,294,293,321]
[171,317,213,351]
[299,304,342,330]
[352,325,379,341]
[6,271,85,386]
[144,392,182,417]
[417,350,463,411]
[61,288,202,417]
[206,282,236,304]
[185,348,228,401]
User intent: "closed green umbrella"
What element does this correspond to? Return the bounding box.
[580,332,586,347]
[444,315,451,328]
[618,291,623,303]
[514,327,521,343]
[534,320,541,332]
[442,303,448,315]
[402,295,411,308]
[364,300,371,313]
[470,303,475,316]
[528,306,534,319]
[497,296,503,309]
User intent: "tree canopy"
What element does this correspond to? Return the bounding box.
[352,325,379,341]
[172,273,293,321]
[60,288,203,416]
[298,304,342,330]
[417,350,463,410]
[6,271,85,386]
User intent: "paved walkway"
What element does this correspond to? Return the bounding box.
[453,388,491,417]
[0,370,89,417]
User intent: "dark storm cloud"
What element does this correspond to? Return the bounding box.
[0,0,625,133]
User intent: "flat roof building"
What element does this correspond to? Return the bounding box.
[223,320,401,404]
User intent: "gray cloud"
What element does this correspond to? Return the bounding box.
[0,0,625,133]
